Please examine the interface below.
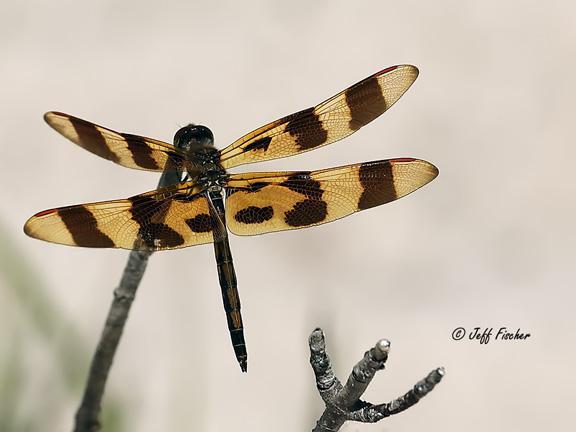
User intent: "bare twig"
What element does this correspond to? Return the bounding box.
[309,328,444,432]
[73,250,151,431]
[73,168,179,432]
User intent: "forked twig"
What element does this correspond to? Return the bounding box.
[309,328,444,431]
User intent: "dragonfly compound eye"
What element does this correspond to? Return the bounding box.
[173,124,214,151]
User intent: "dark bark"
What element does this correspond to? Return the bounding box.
[309,328,444,431]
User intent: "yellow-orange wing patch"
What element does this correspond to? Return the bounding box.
[24,183,216,251]
[44,112,187,172]
[225,158,438,236]
[219,65,419,169]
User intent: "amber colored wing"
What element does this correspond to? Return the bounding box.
[224,158,438,236]
[219,65,419,169]
[44,111,187,172]
[23,183,219,251]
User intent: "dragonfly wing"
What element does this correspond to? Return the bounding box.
[44,111,187,172]
[225,158,438,236]
[219,65,418,169]
[24,183,219,251]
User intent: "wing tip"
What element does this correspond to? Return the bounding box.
[391,157,439,183]
[374,64,419,78]
[23,215,40,239]
[23,219,33,238]
[23,209,51,238]
[43,111,72,133]
[44,110,61,124]
[24,208,63,243]
[418,159,439,180]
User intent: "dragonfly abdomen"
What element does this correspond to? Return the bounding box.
[209,190,248,372]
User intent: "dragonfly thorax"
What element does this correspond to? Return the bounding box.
[197,165,227,190]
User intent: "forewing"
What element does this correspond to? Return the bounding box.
[24,184,218,251]
[44,112,187,172]
[219,65,419,169]
[225,158,438,236]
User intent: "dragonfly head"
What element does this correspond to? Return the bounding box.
[173,124,215,153]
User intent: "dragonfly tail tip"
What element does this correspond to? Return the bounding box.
[239,358,248,372]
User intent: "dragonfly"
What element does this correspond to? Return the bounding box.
[24,65,438,372]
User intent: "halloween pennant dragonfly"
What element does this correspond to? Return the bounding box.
[24,65,438,372]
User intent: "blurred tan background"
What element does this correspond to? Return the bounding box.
[1,0,574,431]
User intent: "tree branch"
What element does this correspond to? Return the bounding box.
[309,328,444,432]
[73,167,178,432]
[73,250,151,431]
